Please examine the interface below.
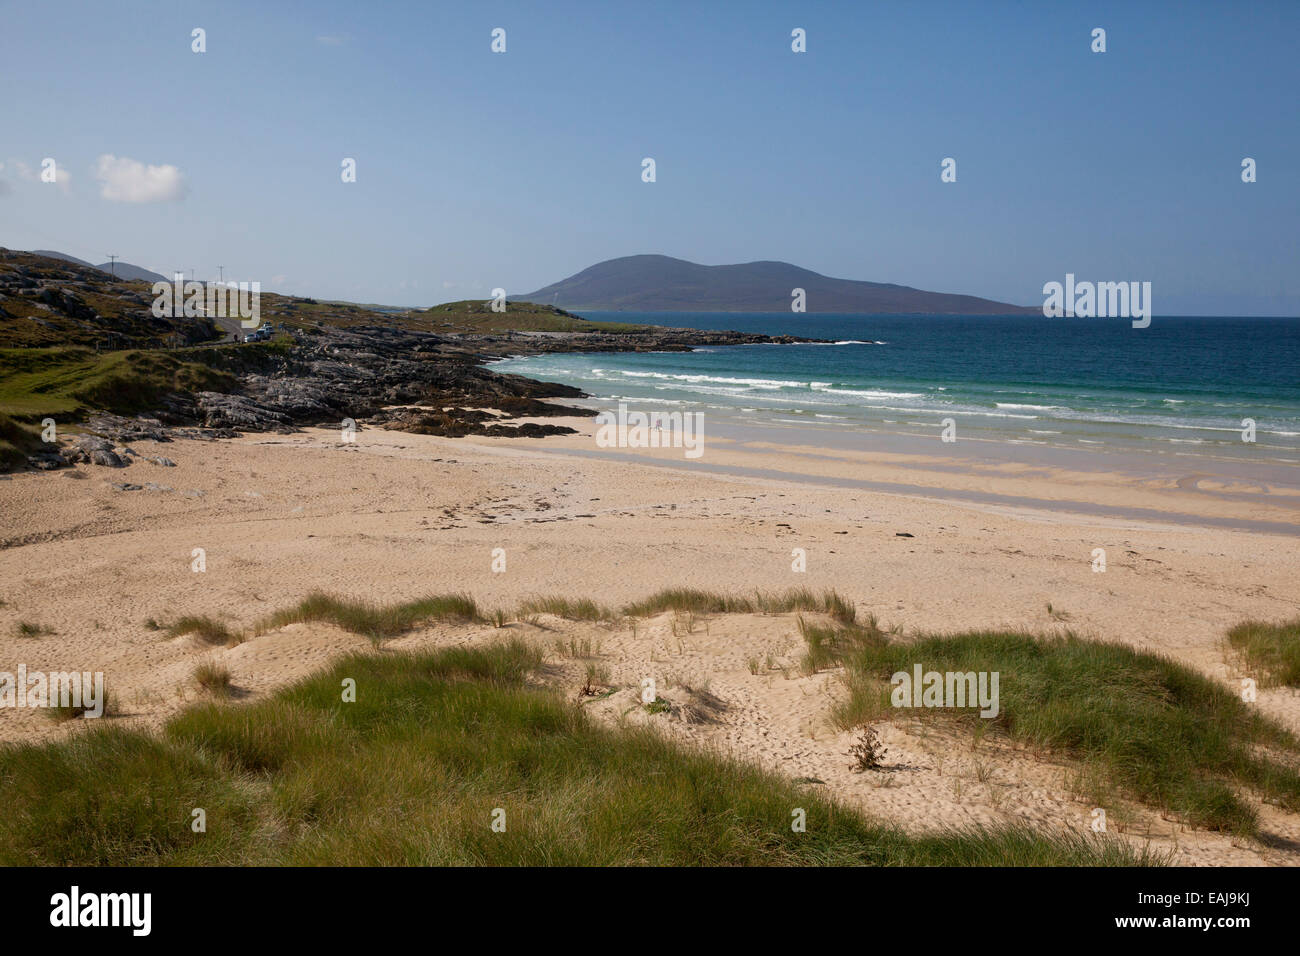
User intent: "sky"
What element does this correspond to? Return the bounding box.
[1,0,1297,314]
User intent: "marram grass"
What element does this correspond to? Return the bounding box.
[807,623,1300,837]
[1226,617,1300,688]
[0,640,1160,866]
[254,591,480,643]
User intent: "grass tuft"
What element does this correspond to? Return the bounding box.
[192,661,233,697]
[256,591,480,644]
[46,687,111,723]
[517,596,614,622]
[1226,618,1300,688]
[166,616,238,647]
[622,587,856,623]
[799,616,886,674]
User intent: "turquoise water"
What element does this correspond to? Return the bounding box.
[491,314,1300,462]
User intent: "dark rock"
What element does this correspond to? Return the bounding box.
[90,448,126,467]
[63,434,128,468]
[196,392,294,431]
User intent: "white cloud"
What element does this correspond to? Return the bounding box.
[5,157,72,194]
[316,34,347,46]
[92,154,187,202]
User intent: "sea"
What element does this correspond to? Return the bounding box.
[489,314,1300,465]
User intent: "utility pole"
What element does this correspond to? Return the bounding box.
[107,255,119,277]
[218,265,224,285]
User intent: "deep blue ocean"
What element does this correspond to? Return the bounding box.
[491,314,1300,462]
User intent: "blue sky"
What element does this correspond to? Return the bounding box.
[2,0,1296,313]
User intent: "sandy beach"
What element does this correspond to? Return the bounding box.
[2,417,1298,866]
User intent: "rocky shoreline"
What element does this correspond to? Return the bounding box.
[15,321,825,471]
[2,248,828,471]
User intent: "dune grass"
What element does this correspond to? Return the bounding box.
[1227,618,1300,688]
[44,688,112,724]
[0,640,1160,866]
[621,587,857,624]
[810,627,1300,836]
[192,661,233,697]
[166,616,238,646]
[254,591,480,644]
[153,588,857,645]
[517,595,615,622]
[799,616,888,674]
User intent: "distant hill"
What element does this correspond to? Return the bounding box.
[31,250,96,268]
[27,250,167,283]
[520,254,1033,314]
[95,261,168,283]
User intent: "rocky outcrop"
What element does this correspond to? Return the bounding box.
[5,260,834,472]
[189,324,591,432]
[196,392,295,432]
[376,406,580,438]
[0,250,220,348]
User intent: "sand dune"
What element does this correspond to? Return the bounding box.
[2,423,1298,865]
